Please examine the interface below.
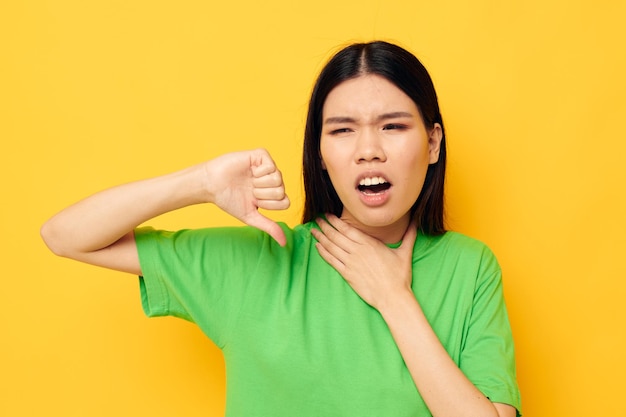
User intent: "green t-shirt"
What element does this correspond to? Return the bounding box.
[135,222,521,416]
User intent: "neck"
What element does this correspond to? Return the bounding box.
[339,212,411,244]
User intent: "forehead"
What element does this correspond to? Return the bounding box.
[322,74,418,118]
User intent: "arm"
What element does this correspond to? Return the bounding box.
[311,215,516,417]
[380,289,516,417]
[41,149,290,275]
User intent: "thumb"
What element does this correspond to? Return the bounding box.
[242,210,287,247]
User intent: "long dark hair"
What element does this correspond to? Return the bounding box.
[302,41,447,236]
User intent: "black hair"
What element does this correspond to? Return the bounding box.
[302,40,446,235]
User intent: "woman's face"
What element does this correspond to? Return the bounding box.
[320,74,442,243]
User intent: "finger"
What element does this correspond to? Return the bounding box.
[256,195,291,211]
[243,210,287,246]
[252,170,283,188]
[325,214,373,245]
[314,241,346,273]
[310,226,332,250]
[250,150,278,178]
[253,185,286,201]
[315,216,357,253]
[311,228,348,273]
[311,219,354,265]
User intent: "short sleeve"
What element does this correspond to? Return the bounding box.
[134,225,278,348]
[460,250,522,415]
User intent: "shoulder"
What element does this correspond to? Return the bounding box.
[135,222,313,255]
[418,231,501,277]
[421,231,495,257]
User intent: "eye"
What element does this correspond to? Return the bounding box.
[382,123,408,131]
[328,127,353,135]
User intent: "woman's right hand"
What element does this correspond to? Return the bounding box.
[204,149,290,246]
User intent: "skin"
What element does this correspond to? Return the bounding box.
[318,74,441,244]
[40,149,290,275]
[40,75,516,417]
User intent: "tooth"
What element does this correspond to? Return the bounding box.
[371,177,380,185]
[379,177,386,184]
[364,178,372,186]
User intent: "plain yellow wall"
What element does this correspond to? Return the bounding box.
[2,1,625,416]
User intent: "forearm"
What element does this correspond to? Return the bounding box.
[41,163,208,258]
[380,292,501,417]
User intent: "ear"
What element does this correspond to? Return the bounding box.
[428,123,443,164]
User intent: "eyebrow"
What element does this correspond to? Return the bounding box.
[323,111,414,125]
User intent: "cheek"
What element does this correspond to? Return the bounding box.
[401,148,430,192]
[320,144,349,196]
[319,140,338,173]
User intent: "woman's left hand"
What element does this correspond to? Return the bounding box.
[311,214,417,311]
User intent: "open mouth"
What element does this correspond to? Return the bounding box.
[357,176,392,194]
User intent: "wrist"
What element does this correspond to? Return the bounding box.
[195,161,215,204]
[198,157,230,205]
[378,288,422,323]
[160,163,213,208]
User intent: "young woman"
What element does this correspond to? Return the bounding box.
[41,41,521,416]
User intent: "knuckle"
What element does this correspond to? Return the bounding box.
[270,171,282,183]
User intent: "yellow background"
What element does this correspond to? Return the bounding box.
[2,1,625,416]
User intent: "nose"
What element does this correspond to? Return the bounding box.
[355,128,386,163]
